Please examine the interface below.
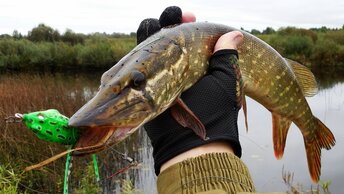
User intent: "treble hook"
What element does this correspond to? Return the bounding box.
[4,113,23,123]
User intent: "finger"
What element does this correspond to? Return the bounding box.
[182,11,196,23]
[159,6,182,27]
[213,31,244,53]
[136,18,161,44]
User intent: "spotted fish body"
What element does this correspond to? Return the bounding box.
[68,22,335,182]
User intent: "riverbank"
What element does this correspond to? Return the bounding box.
[1,24,343,71]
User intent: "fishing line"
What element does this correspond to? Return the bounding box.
[239,134,266,151]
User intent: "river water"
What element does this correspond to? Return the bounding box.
[1,71,343,193]
[239,81,344,192]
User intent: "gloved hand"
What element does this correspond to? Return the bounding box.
[136,6,194,44]
[136,6,244,175]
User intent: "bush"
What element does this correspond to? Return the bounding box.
[0,35,136,71]
[27,24,60,42]
[52,42,81,68]
[278,27,318,42]
[109,37,136,62]
[77,36,114,68]
[268,34,314,64]
[61,29,85,45]
[324,30,344,45]
[2,25,341,71]
[310,39,340,67]
[0,39,35,69]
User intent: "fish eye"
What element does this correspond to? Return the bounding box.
[131,70,146,88]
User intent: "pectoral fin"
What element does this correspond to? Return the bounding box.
[170,98,207,140]
[272,113,292,159]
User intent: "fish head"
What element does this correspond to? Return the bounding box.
[68,34,187,153]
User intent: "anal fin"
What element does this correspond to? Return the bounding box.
[272,113,292,159]
[171,98,207,140]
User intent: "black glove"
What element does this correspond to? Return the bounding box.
[136,6,242,175]
[136,6,182,44]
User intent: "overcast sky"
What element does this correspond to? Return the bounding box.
[1,0,343,35]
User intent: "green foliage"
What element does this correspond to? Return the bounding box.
[27,23,60,42]
[0,165,26,194]
[1,24,344,71]
[61,29,85,45]
[319,180,331,193]
[73,161,102,194]
[12,30,23,40]
[51,42,81,68]
[0,39,34,69]
[268,33,314,64]
[109,37,136,61]
[0,34,135,71]
[121,179,142,194]
[77,35,114,68]
[261,27,344,67]
[310,39,339,67]
[250,29,261,35]
[323,30,344,45]
[262,27,276,34]
[278,27,318,42]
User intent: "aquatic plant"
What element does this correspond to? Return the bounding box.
[282,167,331,194]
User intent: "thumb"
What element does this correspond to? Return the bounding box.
[213,31,244,53]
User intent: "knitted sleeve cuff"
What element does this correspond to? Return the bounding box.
[211,49,238,59]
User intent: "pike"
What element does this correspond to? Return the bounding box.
[29,22,335,182]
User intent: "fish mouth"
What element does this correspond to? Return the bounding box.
[72,126,134,156]
[70,105,148,156]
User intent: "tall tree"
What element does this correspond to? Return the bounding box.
[28,23,60,42]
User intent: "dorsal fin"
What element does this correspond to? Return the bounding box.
[285,58,318,97]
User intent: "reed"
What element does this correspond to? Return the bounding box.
[0,72,100,193]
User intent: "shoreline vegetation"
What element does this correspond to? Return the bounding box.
[0,23,344,73]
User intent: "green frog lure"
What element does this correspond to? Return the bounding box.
[8,109,100,194]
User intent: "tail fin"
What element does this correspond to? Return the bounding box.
[305,117,335,183]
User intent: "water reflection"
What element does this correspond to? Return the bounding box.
[312,66,344,89]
